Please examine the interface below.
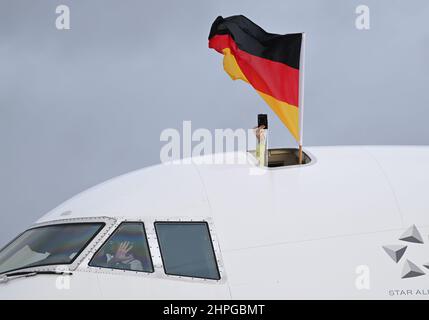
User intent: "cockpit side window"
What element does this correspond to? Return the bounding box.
[154,222,220,280]
[89,222,154,273]
[0,223,104,275]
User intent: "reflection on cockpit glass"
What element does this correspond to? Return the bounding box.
[0,223,104,274]
[90,222,154,273]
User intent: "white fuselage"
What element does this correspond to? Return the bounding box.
[1,146,429,299]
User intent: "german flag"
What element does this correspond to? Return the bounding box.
[209,15,302,141]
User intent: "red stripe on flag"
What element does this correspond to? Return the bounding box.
[209,34,299,107]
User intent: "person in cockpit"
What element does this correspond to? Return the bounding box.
[101,241,143,271]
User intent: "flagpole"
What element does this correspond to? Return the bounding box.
[298,32,306,164]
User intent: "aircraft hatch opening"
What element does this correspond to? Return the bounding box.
[249,148,311,167]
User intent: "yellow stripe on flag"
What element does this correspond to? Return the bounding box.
[222,48,248,82]
[256,91,299,142]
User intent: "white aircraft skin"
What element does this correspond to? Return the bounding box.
[1,146,429,300]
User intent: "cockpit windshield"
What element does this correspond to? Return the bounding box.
[0,223,104,274]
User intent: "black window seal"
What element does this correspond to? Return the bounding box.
[89,221,154,274]
[0,222,106,275]
[154,221,221,281]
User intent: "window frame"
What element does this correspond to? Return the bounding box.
[154,221,221,281]
[88,221,155,274]
[0,221,106,275]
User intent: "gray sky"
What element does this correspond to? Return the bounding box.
[1,0,429,246]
